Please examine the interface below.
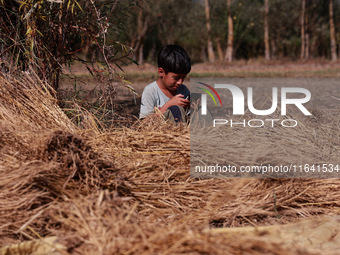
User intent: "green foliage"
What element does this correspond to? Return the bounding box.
[1,0,339,81]
[116,0,340,62]
[0,0,142,91]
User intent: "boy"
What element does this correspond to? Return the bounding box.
[139,45,191,123]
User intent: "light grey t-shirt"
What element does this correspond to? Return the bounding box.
[139,81,190,118]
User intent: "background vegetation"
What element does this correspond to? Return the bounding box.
[0,0,141,91]
[119,0,340,64]
[1,0,339,82]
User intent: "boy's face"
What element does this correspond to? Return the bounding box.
[158,68,187,92]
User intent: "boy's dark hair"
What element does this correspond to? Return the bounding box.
[157,45,191,74]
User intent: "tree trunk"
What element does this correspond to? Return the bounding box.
[311,37,316,58]
[225,0,233,62]
[305,33,309,59]
[138,44,144,65]
[201,46,208,62]
[300,0,306,59]
[216,38,224,61]
[264,0,270,60]
[271,39,276,59]
[329,0,337,61]
[134,6,148,64]
[305,11,310,59]
[204,0,215,62]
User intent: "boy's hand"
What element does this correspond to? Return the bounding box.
[169,94,190,108]
[159,94,190,114]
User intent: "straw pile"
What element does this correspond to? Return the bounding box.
[0,73,126,244]
[0,72,339,254]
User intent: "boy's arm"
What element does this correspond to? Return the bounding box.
[140,86,190,118]
[139,87,156,118]
[159,94,189,114]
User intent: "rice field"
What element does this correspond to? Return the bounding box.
[0,65,340,254]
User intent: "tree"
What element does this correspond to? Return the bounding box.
[134,6,149,65]
[268,0,300,59]
[90,0,340,63]
[225,0,233,62]
[210,0,229,61]
[329,0,337,61]
[264,0,270,60]
[204,0,215,62]
[300,0,306,59]
[0,0,141,93]
[121,0,205,64]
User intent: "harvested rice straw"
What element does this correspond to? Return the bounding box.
[1,70,340,255]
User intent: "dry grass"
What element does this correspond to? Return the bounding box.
[191,113,340,178]
[0,71,339,254]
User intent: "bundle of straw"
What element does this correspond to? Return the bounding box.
[0,72,127,244]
